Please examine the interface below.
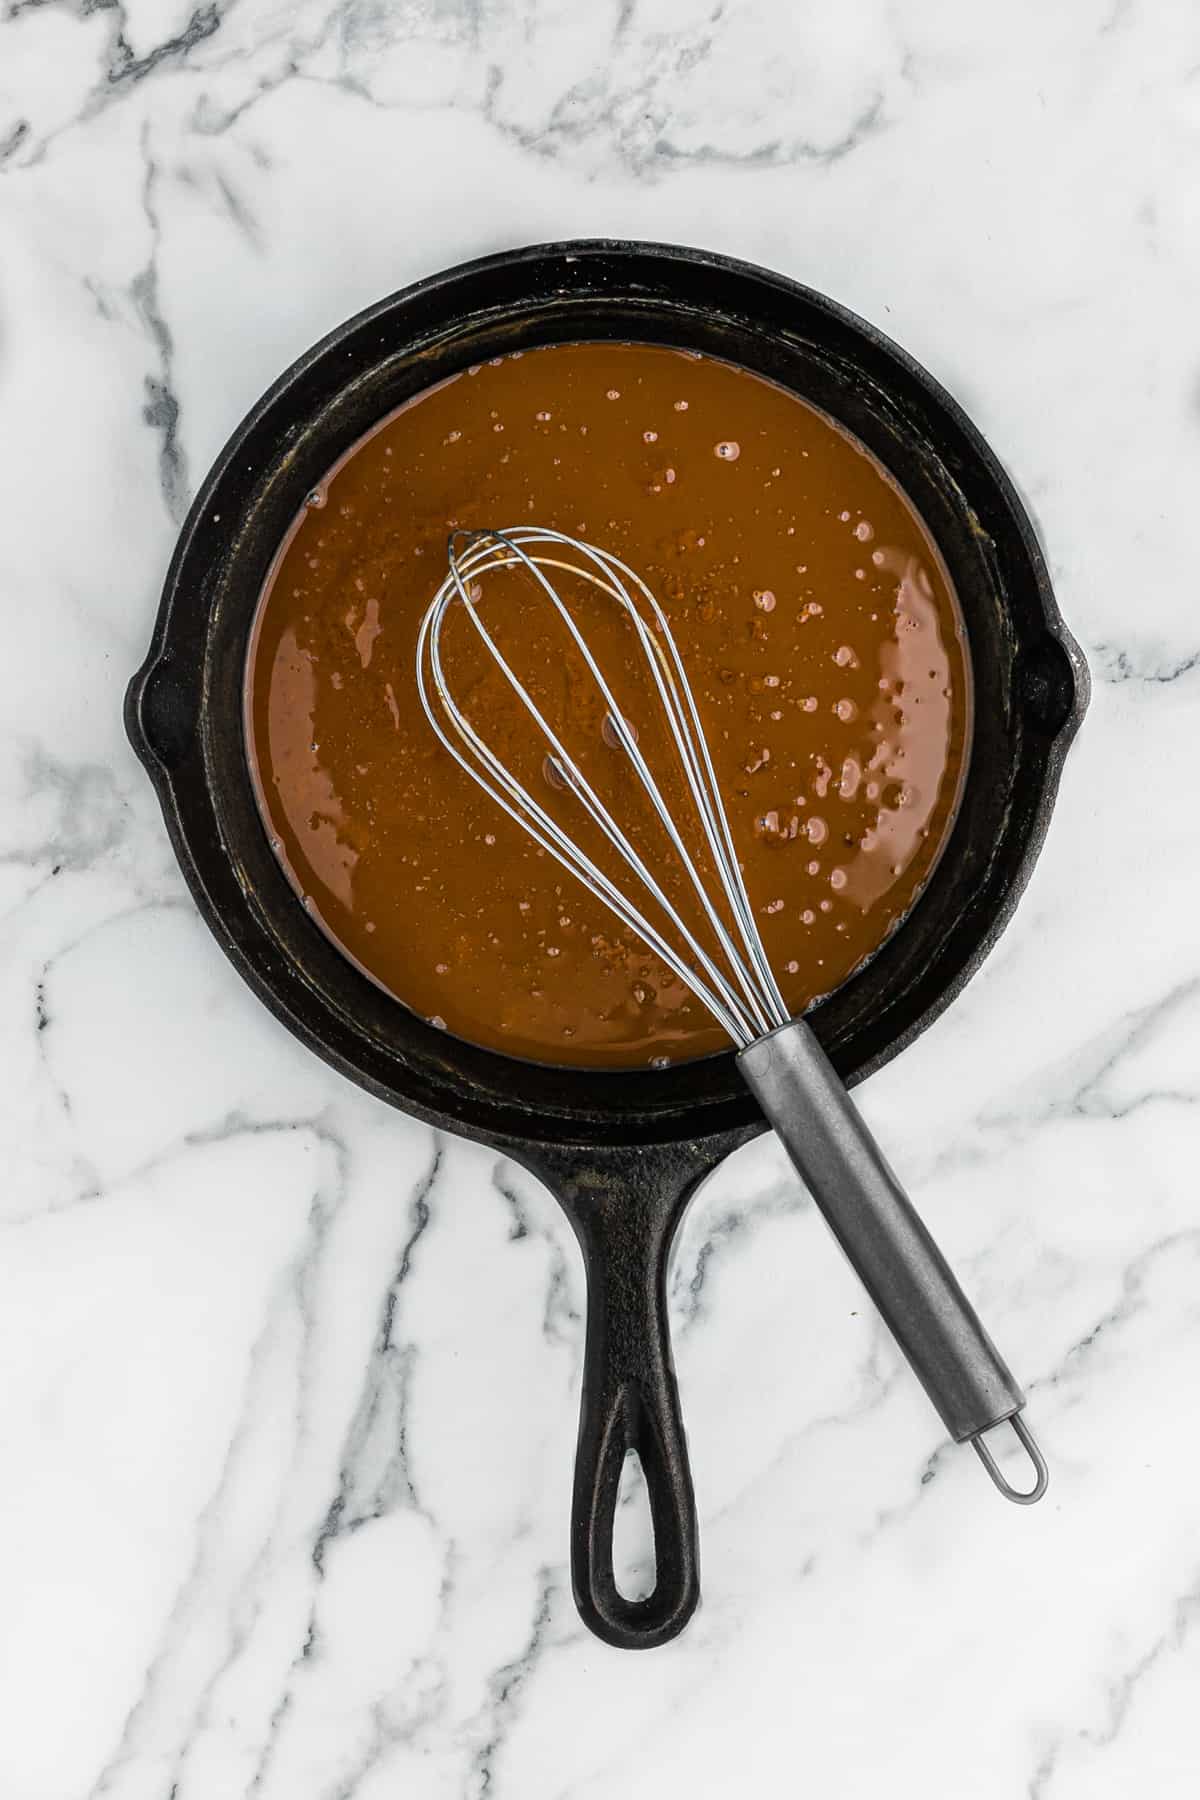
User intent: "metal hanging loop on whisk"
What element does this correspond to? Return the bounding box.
[417,526,1048,1505]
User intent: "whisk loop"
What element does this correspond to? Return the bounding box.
[416,526,790,1048]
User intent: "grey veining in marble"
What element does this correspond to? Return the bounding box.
[2,1,1200,1795]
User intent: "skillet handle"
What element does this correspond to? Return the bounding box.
[521,1139,729,1649]
[573,1193,696,1648]
[738,1020,1046,1499]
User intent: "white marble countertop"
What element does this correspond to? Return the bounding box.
[3,1,1199,1794]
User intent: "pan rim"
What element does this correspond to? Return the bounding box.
[126,238,1088,1152]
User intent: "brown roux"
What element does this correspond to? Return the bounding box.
[246,343,970,1067]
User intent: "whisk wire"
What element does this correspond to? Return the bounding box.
[417,526,792,1049]
[456,530,783,1037]
[429,546,760,1040]
[417,583,755,1043]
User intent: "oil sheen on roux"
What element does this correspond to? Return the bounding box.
[246,343,971,1068]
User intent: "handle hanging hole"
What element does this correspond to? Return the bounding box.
[613,1447,657,1602]
[971,1413,1049,1505]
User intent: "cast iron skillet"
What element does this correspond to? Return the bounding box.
[126,240,1087,1650]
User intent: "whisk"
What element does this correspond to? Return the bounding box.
[417,526,1047,1504]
